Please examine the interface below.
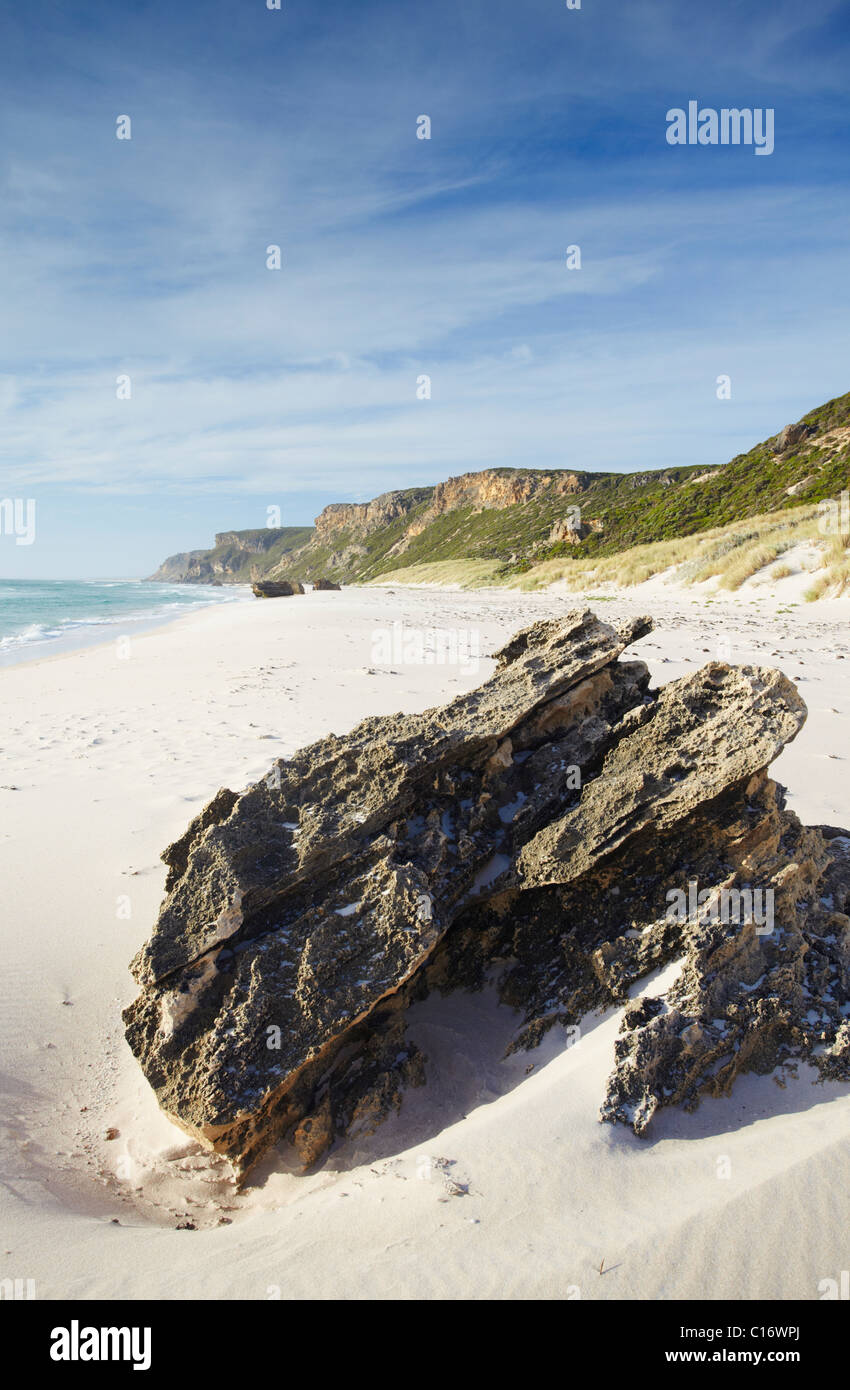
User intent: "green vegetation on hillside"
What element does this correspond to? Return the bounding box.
[203,528,315,583]
[374,501,850,599]
[149,390,850,591]
[364,392,850,581]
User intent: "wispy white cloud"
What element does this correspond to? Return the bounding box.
[0,0,848,579]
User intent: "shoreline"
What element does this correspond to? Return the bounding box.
[0,582,254,671]
[6,569,848,675]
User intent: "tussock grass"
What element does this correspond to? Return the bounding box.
[508,503,850,600]
[716,540,793,590]
[805,553,850,599]
[508,534,698,592]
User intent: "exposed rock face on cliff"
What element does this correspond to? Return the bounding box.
[147,550,213,583]
[548,516,605,544]
[430,469,584,516]
[124,611,850,1176]
[252,579,304,598]
[400,471,586,546]
[311,473,584,546]
[303,473,592,573]
[314,489,433,541]
[215,530,278,553]
[770,422,814,455]
[305,472,589,567]
[147,528,314,584]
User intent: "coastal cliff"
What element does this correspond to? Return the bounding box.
[147,390,850,588]
[147,527,314,584]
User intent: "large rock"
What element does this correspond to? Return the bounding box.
[547,517,605,544]
[123,611,850,1176]
[252,579,304,598]
[124,611,649,1170]
[313,577,341,591]
[599,806,850,1133]
[514,663,806,891]
[770,421,813,454]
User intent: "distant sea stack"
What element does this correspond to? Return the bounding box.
[145,390,850,590]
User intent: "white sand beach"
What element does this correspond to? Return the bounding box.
[2,584,850,1301]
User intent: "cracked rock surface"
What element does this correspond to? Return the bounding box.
[123,609,850,1175]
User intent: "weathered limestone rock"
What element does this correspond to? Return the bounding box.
[770,421,814,454]
[430,683,849,1106]
[514,663,806,891]
[313,577,341,591]
[600,810,850,1133]
[252,579,304,598]
[549,517,586,544]
[124,611,650,1170]
[124,610,850,1175]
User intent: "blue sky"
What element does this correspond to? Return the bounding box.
[1,0,849,577]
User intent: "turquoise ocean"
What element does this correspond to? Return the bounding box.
[0,578,247,666]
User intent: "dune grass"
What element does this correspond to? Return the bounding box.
[509,503,850,599]
[805,536,850,599]
[368,504,850,601]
